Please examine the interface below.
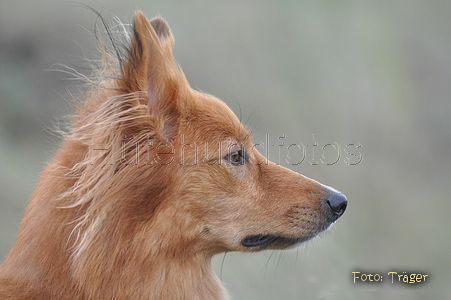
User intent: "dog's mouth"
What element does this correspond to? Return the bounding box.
[241,234,315,250]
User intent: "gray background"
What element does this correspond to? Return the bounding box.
[1,1,450,299]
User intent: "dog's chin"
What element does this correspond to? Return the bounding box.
[241,234,316,250]
[241,223,335,251]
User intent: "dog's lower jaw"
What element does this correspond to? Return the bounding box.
[241,220,336,251]
[241,234,319,251]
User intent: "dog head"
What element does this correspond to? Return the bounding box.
[69,12,347,262]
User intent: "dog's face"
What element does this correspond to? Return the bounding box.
[71,12,346,260]
[166,91,346,254]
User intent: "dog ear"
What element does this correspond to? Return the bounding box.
[121,11,186,139]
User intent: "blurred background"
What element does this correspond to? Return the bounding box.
[1,1,450,299]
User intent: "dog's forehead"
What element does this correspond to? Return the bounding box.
[185,93,250,142]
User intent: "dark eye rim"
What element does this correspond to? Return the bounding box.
[225,147,246,165]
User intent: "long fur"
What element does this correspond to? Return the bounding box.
[0,10,346,300]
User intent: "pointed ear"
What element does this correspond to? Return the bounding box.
[121,11,185,139]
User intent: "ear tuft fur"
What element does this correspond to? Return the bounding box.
[150,18,173,42]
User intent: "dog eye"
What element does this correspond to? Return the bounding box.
[226,148,245,165]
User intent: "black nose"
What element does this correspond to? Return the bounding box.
[326,191,347,218]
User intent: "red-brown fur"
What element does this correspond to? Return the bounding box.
[0,11,346,299]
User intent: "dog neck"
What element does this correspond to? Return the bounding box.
[4,220,229,300]
[0,172,229,300]
[80,255,228,299]
[70,208,230,300]
[136,254,229,300]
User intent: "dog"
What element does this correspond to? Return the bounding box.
[0,11,347,299]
